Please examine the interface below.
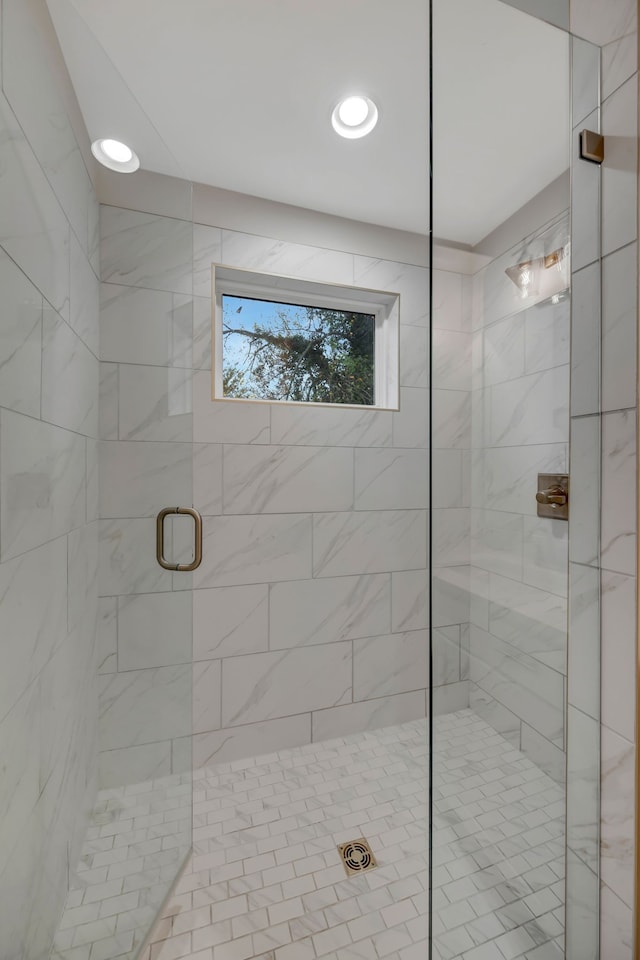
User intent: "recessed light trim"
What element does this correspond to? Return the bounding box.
[332,95,379,139]
[91,138,140,173]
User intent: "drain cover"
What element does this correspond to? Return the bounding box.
[337,838,378,876]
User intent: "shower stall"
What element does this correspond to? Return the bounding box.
[1,0,634,957]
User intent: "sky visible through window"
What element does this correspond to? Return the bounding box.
[222,294,376,405]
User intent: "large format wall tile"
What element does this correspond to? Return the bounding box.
[118,363,193,442]
[118,592,192,671]
[100,206,192,294]
[355,448,428,510]
[601,409,636,576]
[221,643,352,726]
[99,666,192,750]
[100,283,193,367]
[469,625,564,746]
[42,308,99,437]
[270,575,390,648]
[353,257,429,327]
[0,249,42,417]
[70,234,100,357]
[393,387,428,449]
[571,0,636,46]
[0,536,67,723]
[196,513,312,587]
[0,409,86,561]
[570,262,601,416]
[602,31,637,101]
[353,631,429,701]
[193,584,269,660]
[602,76,638,257]
[601,726,635,909]
[222,230,354,285]
[312,691,426,741]
[0,4,100,951]
[192,715,312,768]
[193,371,270,443]
[99,440,199,519]
[0,91,70,320]
[490,366,569,447]
[2,0,92,248]
[392,570,428,632]
[313,509,427,577]
[271,400,393,447]
[224,444,353,514]
[601,571,636,742]
[602,242,637,412]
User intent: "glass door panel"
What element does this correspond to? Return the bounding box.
[430,3,601,957]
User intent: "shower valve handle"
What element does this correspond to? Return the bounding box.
[535,485,568,507]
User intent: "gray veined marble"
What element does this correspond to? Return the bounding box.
[70,234,100,358]
[193,370,270,444]
[571,0,636,48]
[601,409,636,576]
[196,513,313,588]
[313,509,427,577]
[270,574,390,649]
[193,584,269,660]
[567,706,599,872]
[2,0,93,249]
[99,665,192,751]
[42,307,99,438]
[602,241,637,413]
[221,643,352,727]
[355,448,429,510]
[223,444,354,514]
[353,630,429,701]
[600,725,635,909]
[602,76,638,259]
[100,206,192,295]
[432,389,471,450]
[222,229,354,286]
[0,249,43,418]
[117,364,193,442]
[602,32,638,101]
[0,91,70,321]
[270,400,393,448]
[0,409,86,561]
[432,269,466,333]
[100,283,193,368]
[393,387,429,450]
[353,256,429,327]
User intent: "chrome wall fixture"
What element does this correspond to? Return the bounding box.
[580,129,604,164]
[156,507,203,571]
[536,474,569,521]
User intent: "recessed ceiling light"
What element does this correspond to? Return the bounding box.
[332,95,379,139]
[91,138,140,173]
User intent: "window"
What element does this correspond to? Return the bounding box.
[212,265,399,410]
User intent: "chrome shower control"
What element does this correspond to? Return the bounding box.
[536,474,569,521]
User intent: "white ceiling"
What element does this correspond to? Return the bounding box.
[46,0,570,245]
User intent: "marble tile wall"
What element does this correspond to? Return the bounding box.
[431,267,473,716]
[466,214,570,784]
[0,1,100,957]
[569,2,639,956]
[98,201,433,782]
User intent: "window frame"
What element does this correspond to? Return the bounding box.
[211,264,400,411]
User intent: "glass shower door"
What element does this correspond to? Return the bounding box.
[430,2,601,957]
[54,187,196,960]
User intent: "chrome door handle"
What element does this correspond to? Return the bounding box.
[156,507,203,571]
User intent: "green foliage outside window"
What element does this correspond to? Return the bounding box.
[222,295,375,405]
